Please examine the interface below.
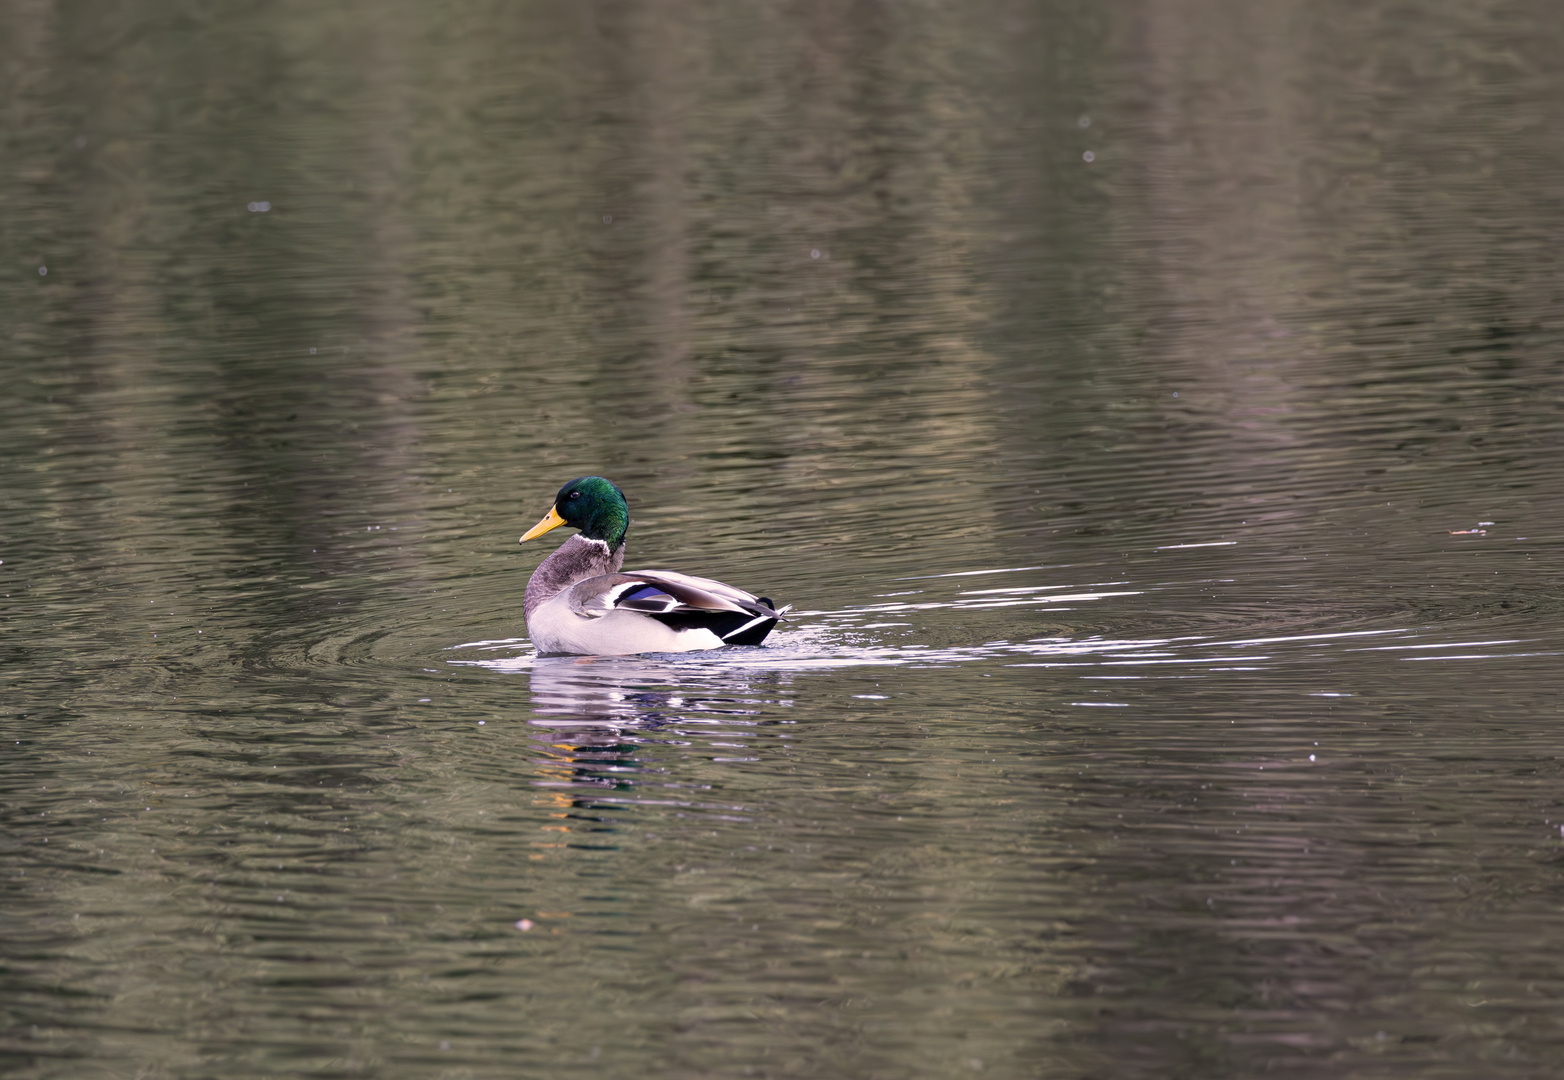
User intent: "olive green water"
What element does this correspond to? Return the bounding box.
[6,2,1564,1077]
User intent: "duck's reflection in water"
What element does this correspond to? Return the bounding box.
[524,654,793,803]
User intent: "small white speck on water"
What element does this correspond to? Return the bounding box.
[1083,150,1095,163]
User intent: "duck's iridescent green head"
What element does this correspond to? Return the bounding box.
[520,475,629,548]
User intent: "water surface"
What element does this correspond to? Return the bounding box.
[6,1,1564,1077]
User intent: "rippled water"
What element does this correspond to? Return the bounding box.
[6,1,1564,1077]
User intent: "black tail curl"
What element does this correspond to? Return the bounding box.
[647,594,780,647]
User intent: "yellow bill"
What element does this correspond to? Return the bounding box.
[520,505,566,543]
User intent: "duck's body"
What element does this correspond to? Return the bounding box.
[520,477,782,656]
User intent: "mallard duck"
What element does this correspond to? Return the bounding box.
[519,476,783,655]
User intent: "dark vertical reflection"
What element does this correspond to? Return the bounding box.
[1,0,436,680]
[978,0,1564,561]
[974,6,1564,1074]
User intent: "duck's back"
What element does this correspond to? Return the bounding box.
[523,538,781,655]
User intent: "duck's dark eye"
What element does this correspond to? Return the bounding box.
[568,491,581,499]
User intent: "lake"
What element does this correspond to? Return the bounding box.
[5,1,1564,1077]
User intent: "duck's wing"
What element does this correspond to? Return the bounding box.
[566,570,775,617]
[565,570,784,646]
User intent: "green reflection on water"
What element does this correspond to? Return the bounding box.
[5,1,1564,1078]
